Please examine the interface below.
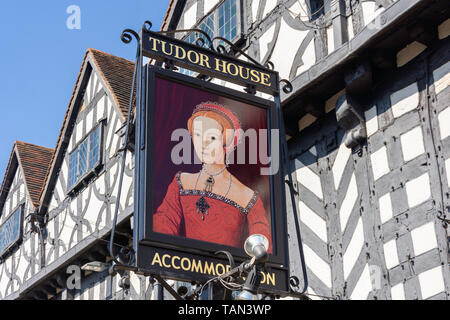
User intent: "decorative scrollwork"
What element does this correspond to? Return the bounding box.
[280,79,293,94]
[265,61,275,71]
[121,28,140,44]
[159,28,215,51]
[212,36,264,68]
[143,20,153,32]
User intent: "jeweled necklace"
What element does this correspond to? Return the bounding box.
[201,164,226,192]
[194,165,232,221]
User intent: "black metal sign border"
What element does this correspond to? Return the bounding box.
[135,65,290,295]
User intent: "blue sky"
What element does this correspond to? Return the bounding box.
[0,0,170,175]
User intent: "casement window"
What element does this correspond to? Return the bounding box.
[217,0,238,42]
[68,123,103,191]
[183,0,241,47]
[180,0,241,76]
[0,204,24,259]
[308,0,325,21]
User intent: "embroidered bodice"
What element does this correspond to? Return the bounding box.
[153,172,273,252]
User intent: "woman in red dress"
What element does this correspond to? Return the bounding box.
[153,102,273,253]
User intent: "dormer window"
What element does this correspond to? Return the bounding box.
[68,123,103,192]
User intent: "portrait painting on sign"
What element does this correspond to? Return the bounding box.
[151,76,274,254]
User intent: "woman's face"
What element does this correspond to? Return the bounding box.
[192,116,225,165]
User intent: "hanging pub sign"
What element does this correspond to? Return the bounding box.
[132,24,291,296]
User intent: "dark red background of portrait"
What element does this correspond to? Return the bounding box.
[152,77,272,239]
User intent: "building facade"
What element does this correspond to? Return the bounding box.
[0,0,449,300]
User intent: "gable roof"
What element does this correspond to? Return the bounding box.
[0,141,53,212]
[39,48,135,212]
[88,48,135,117]
[15,142,54,208]
[161,0,176,31]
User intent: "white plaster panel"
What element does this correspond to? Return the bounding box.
[298,114,317,132]
[347,16,354,41]
[340,174,358,231]
[296,39,316,76]
[371,146,389,180]
[361,1,384,26]
[325,89,345,113]
[438,107,450,140]
[60,207,76,252]
[391,283,405,300]
[350,264,372,300]
[379,193,393,224]
[333,142,352,189]
[411,221,437,256]
[75,120,83,144]
[0,265,8,298]
[251,0,259,22]
[204,0,219,15]
[85,77,92,105]
[15,252,27,283]
[383,239,399,269]
[326,25,334,53]
[343,218,364,279]
[390,82,419,118]
[397,41,427,68]
[418,266,445,299]
[400,126,425,162]
[86,108,93,134]
[438,18,450,40]
[184,3,198,30]
[303,244,331,288]
[263,0,278,18]
[295,163,323,200]
[46,218,55,264]
[97,96,106,120]
[405,173,431,208]
[299,200,327,242]
[433,61,450,95]
[130,272,141,297]
[93,282,101,300]
[306,287,321,300]
[446,158,450,187]
[84,191,104,233]
[269,19,309,80]
[365,105,378,137]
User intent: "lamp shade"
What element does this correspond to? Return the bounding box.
[244,234,269,258]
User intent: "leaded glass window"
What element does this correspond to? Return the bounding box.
[69,149,78,188]
[218,0,237,42]
[78,139,88,176]
[89,126,101,169]
[0,206,23,257]
[198,13,215,44]
[68,123,103,191]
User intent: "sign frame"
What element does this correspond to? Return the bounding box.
[134,65,290,295]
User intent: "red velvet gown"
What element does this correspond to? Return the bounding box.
[153,172,273,253]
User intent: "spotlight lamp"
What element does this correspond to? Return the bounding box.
[236,234,269,300]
